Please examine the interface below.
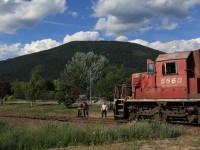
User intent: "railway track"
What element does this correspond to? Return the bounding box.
[2,113,199,130]
[0,114,128,125]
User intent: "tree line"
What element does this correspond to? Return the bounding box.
[0,52,127,107]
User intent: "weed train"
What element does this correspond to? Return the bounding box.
[114,49,200,124]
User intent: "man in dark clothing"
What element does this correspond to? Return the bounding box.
[82,102,89,117]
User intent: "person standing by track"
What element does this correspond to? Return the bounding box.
[77,103,83,117]
[101,101,108,118]
[82,102,89,117]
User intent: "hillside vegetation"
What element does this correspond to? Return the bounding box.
[0,41,163,82]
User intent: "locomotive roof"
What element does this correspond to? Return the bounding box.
[156,51,191,62]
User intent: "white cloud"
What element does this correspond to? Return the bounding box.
[0,43,21,60]
[0,39,62,60]
[1,35,200,61]
[0,31,104,60]
[0,39,61,60]
[0,39,62,61]
[130,38,200,53]
[115,36,128,41]
[68,11,78,18]
[63,31,103,43]
[95,16,140,36]
[93,0,200,36]
[158,18,178,30]
[0,0,66,34]
[20,39,61,55]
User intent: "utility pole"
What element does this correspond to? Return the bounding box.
[90,70,92,103]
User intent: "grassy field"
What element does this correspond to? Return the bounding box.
[0,120,184,150]
[0,103,200,150]
[0,102,102,117]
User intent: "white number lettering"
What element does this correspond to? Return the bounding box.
[161,79,165,84]
[166,78,170,84]
[177,77,182,83]
[171,78,176,84]
[160,77,182,85]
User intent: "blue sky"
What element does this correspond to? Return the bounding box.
[1,0,200,60]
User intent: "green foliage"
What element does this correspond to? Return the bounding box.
[54,79,65,102]
[54,79,64,92]
[95,65,126,100]
[11,79,55,101]
[58,51,109,106]
[0,120,183,150]
[54,91,65,103]
[61,51,109,95]
[61,85,77,107]
[53,79,75,106]
[63,97,76,107]
[6,95,13,101]
[28,65,44,101]
[11,81,28,99]
[0,41,163,82]
[0,82,11,98]
[42,79,55,91]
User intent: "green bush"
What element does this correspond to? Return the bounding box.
[0,120,184,150]
[6,95,14,101]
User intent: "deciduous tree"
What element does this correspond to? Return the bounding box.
[28,65,44,107]
[61,51,109,96]
[0,82,11,99]
[11,81,28,100]
[95,65,126,101]
[60,52,108,106]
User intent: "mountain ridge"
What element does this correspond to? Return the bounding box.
[0,41,163,82]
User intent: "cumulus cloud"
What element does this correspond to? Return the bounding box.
[0,0,66,34]
[63,31,103,43]
[0,39,61,60]
[0,43,21,60]
[115,36,128,41]
[130,38,200,53]
[0,31,104,60]
[20,39,61,55]
[93,0,200,36]
[1,34,200,61]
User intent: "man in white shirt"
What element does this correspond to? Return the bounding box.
[101,102,108,118]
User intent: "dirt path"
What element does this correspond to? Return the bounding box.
[139,135,199,150]
[0,113,127,125]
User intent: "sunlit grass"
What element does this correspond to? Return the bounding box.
[0,120,184,150]
[0,103,101,117]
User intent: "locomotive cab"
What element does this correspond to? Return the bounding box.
[132,50,200,99]
[114,50,200,124]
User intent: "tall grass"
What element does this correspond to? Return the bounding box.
[0,120,184,150]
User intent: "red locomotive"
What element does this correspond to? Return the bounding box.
[114,49,200,124]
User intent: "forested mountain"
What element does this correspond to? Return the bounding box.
[0,41,163,82]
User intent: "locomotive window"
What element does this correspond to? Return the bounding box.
[162,62,178,75]
[148,63,154,73]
